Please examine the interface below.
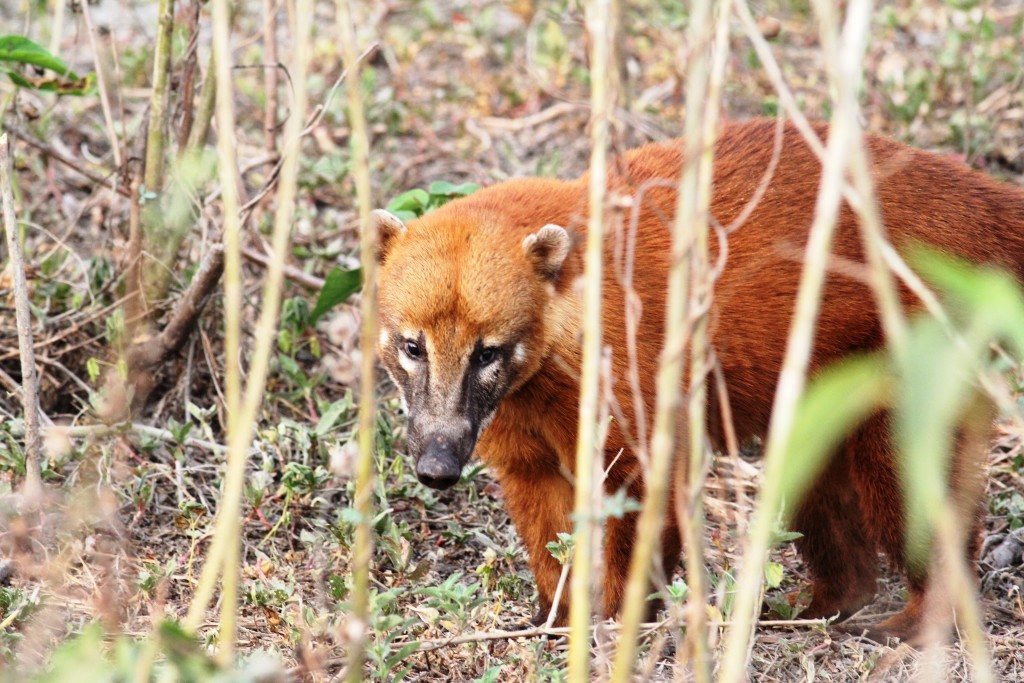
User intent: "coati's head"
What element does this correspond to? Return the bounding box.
[373,204,574,490]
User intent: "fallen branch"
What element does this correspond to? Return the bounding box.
[124,244,226,412]
[56,423,228,454]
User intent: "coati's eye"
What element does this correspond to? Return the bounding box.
[476,347,498,366]
[403,340,423,359]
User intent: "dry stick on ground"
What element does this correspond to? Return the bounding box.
[568,2,614,682]
[336,0,376,680]
[1,134,44,501]
[718,4,874,680]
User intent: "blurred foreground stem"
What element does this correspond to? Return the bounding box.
[335,1,378,681]
[568,2,614,681]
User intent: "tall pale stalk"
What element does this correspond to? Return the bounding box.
[568,2,614,681]
[719,4,874,681]
[681,0,733,677]
[183,0,315,660]
[335,1,377,681]
[608,0,718,679]
[143,0,175,193]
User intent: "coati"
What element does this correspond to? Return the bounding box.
[373,118,1024,640]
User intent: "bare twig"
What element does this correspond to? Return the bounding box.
[5,124,129,198]
[176,2,203,153]
[1,134,43,501]
[80,0,123,169]
[241,245,324,290]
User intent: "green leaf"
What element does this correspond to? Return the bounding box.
[475,666,504,683]
[777,355,888,509]
[0,35,95,95]
[314,399,349,437]
[309,267,362,326]
[427,180,479,198]
[386,188,430,216]
[86,357,101,382]
[0,35,75,75]
[763,561,784,589]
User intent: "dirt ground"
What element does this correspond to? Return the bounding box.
[0,0,1023,681]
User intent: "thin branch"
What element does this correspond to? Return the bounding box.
[5,124,129,198]
[184,0,314,662]
[263,0,280,155]
[1,134,43,501]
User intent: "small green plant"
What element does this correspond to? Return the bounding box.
[545,531,574,566]
[360,588,421,682]
[991,491,1024,530]
[415,573,487,632]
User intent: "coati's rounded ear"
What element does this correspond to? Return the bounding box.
[522,224,571,281]
[372,209,407,263]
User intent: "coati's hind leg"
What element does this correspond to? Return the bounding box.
[791,446,879,621]
[849,414,990,643]
[856,413,991,643]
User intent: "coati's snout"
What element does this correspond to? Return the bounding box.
[414,433,467,489]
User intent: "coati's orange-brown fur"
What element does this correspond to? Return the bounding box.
[374,119,1024,640]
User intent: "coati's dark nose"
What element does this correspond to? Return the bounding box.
[416,435,463,489]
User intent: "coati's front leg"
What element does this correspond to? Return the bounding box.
[602,478,683,620]
[498,466,575,626]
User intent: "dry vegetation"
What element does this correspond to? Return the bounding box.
[0,0,1023,681]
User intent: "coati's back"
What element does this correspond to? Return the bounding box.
[599,120,1024,442]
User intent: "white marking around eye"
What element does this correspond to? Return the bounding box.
[513,343,527,363]
[398,351,419,374]
[479,361,501,385]
[378,329,390,348]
